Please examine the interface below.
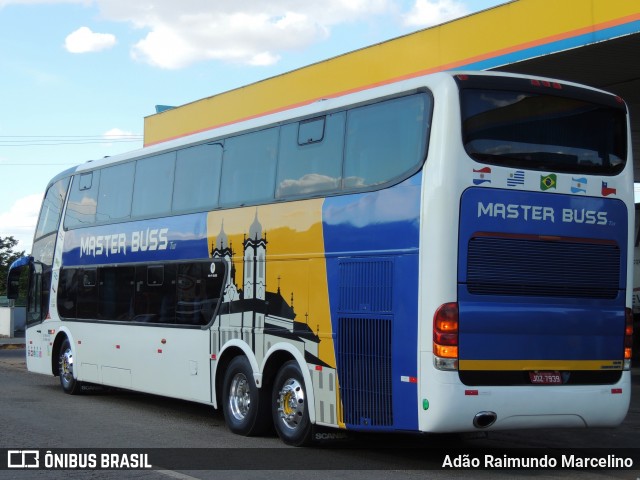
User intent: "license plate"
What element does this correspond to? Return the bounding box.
[529,371,563,384]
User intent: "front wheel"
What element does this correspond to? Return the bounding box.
[58,338,82,395]
[272,360,312,446]
[222,356,271,436]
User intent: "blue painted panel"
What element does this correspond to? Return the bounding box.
[461,21,640,72]
[62,213,210,266]
[458,187,628,364]
[458,290,625,361]
[323,174,421,431]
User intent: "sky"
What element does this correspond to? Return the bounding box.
[0,0,508,254]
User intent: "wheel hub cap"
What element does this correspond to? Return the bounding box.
[60,348,74,386]
[277,378,305,430]
[229,373,250,421]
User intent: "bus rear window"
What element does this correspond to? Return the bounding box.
[461,89,627,175]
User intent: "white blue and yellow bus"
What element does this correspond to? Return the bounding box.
[8,71,634,445]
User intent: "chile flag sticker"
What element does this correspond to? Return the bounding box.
[602,181,617,197]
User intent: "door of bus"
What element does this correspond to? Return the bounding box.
[8,257,53,374]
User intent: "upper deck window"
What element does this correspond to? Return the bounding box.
[66,171,100,228]
[96,162,135,221]
[276,112,345,198]
[461,88,627,175]
[344,93,430,188]
[35,177,70,239]
[132,152,176,217]
[219,127,278,206]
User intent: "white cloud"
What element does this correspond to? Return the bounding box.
[65,26,117,54]
[402,0,469,27]
[95,0,393,69]
[101,127,141,148]
[0,193,43,254]
[103,127,134,138]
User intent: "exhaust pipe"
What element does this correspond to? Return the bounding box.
[473,411,497,428]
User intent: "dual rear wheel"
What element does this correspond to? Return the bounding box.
[58,340,313,445]
[222,357,312,446]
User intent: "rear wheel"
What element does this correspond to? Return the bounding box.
[58,338,82,395]
[222,356,271,436]
[272,360,312,446]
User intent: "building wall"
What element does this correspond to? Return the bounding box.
[143,0,640,146]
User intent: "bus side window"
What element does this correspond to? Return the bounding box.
[132,152,176,218]
[173,143,223,213]
[176,261,225,326]
[77,268,98,319]
[276,113,345,198]
[65,171,100,228]
[97,162,135,222]
[57,268,78,319]
[344,94,430,188]
[98,266,135,321]
[133,264,177,323]
[35,177,70,239]
[219,128,278,206]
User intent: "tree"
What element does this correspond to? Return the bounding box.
[0,236,25,296]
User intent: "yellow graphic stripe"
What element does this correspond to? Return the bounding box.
[459,359,624,371]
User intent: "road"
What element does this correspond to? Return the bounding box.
[0,346,638,480]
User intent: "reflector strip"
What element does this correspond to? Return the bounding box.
[465,390,479,396]
[459,359,624,371]
[611,388,623,394]
[401,376,418,383]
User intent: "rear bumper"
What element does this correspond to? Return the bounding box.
[418,362,630,432]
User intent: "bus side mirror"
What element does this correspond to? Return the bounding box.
[7,256,32,300]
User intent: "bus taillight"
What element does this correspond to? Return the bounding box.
[624,308,633,369]
[434,302,459,371]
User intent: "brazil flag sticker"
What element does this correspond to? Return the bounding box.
[540,174,557,191]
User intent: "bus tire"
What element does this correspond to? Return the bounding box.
[222,356,271,436]
[272,360,312,447]
[58,338,82,395]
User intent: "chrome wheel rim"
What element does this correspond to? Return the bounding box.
[228,373,251,421]
[59,347,74,389]
[276,378,305,431]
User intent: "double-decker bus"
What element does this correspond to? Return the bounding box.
[8,71,633,446]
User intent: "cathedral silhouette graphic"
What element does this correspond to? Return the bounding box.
[209,211,330,368]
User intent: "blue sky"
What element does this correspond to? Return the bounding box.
[0,0,506,253]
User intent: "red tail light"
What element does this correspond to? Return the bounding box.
[434,302,459,359]
[624,308,633,362]
[531,79,562,90]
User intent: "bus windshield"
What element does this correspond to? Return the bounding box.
[461,89,627,175]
